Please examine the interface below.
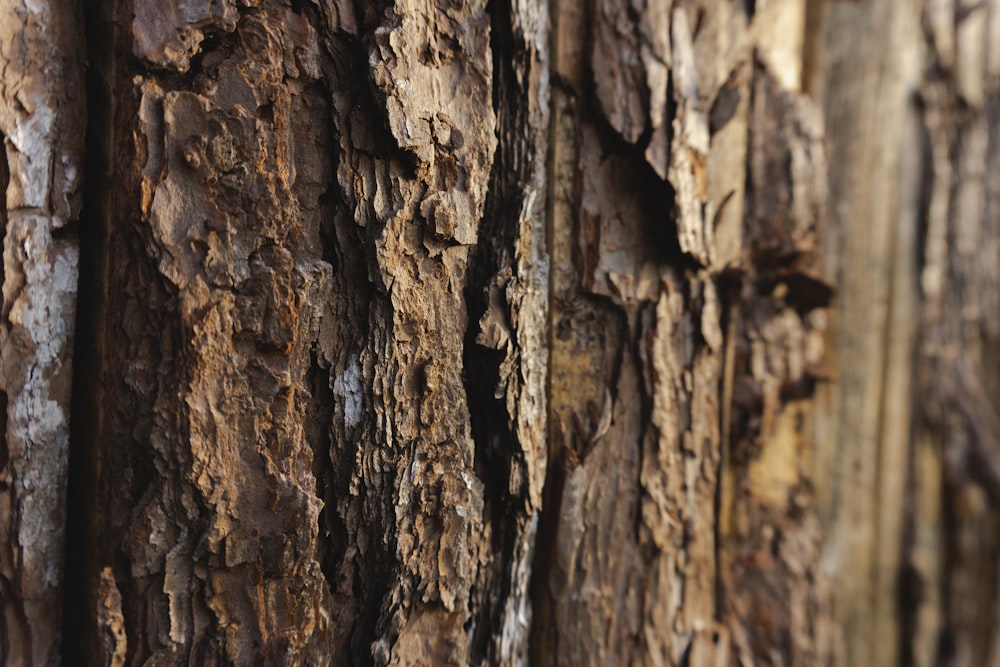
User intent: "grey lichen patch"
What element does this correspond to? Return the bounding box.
[333,353,363,427]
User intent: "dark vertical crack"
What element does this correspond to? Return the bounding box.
[0,131,8,479]
[714,270,742,620]
[0,130,7,306]
[292,74,342,598]
[310,21,391,659]
[462,0,531,660]
[530,0,569,661]
[306,347,340,588]
[62,0,115,663]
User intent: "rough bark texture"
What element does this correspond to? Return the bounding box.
[86,0,548,664]
[4,0,1000,666]
[0,1,85,664]
[537,1,836,664]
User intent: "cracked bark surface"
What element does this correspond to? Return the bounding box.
[84,0,547,664]
[538,1,836,664]
[3,0,1000,666]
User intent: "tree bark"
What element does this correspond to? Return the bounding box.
[81,0,549,664]
[2,0,1000,666]
[0,0,85,663]
[538,0,836,664]
[808,2,1000,665]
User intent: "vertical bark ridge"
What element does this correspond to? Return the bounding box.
[95,1,343,662]
[0,0,86,663]
[909,2,1000,662]
[295,4,552,663]
[322,1,498,662]
[538,0,836,664]
[720,57,834,665]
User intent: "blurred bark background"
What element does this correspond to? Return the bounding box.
[1,0,998,665]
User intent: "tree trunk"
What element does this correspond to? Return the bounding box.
[1,0,999,666]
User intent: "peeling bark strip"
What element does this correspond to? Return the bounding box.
[0,0,85,663]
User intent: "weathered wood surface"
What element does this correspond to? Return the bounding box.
[806,1,924,664]
[911,2,1000,664]
[809,1,1000,665]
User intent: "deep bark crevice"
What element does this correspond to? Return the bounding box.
[0,129,7,300]
[0,131,7,505]
[307,347,340,588]
[462,0,528,659]
[62,0,115,662]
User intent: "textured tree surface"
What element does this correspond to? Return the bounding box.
[1,0,1000,666]
[0,0,84,663]
[540,0,835,663]
[808,1,1000,665]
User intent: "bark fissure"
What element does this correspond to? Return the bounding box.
[0,130,7,295]
[62,0,116,661]
[462,1,522,654]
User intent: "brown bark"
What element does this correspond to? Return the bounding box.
[911,4,1000,664]
[0,1,85,664]
[808,1,1000,665]
[538,1,835,664]
[3,0,1000,666]
[85,0,548,664]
